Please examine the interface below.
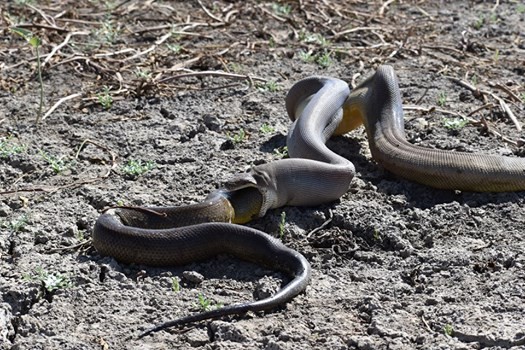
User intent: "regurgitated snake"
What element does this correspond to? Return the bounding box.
[93,65,525,337]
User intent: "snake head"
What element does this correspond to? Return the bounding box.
[221,172,266,224]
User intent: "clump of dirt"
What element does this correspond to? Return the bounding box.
[1,1,524,349]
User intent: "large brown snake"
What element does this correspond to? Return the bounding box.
[93,65,525,337]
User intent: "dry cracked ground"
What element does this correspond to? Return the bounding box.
[1,1,525,349]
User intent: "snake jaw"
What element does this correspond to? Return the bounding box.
[222,172,269,223]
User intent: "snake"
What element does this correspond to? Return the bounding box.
[93,65,525,337]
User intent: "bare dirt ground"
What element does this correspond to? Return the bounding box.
[1,1,525,349]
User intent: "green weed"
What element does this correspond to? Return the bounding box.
[260,123,275,134]
[272,3,291,15]
[134,68,152,80]
[39,150,70,174]
[24,267,71,293]
[273,146,288,158]
[97,86,113,109]
[227,129,246,144]
[316,51,332,68]
[437,91,447,107]
[172,277,180,293]
[196,294,222,312]
[443,117,469,130]
[279,211,286,239]
[2,214,28,232]
[473,15,484,30]
[166,43,182,54]
[258,81,280,92]
[0,138,25,158]
[121,160,156,177]
[10,28,44,123]
[298,50,315,63]
[518,4,525,13]
[443,323,454,336]
[299,31,329,46]
[96,20,119,44]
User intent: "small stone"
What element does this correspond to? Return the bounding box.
[203,114,222,131]
[182,271,204,284]
[185,328,209,346]
[0,203,12,217]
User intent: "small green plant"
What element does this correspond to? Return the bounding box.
[166,43,182,54]
[278,211,286,239]
[172,277,180,293]
[24,268,71,293]
[39,150,70,174]
[260,123,275,134]
[298,50,315,63]
[10,28,44,123]
[316,51,332,68]
[0,138,25,158]
[272,2,291,15]
[518,4,525,13]
[299,31,329,46]
[258,81,280,92]
[2,214,28,232]
[96,20,119,43]
[437,91,447,107]
[471,75,478,86]
[443,117,469,130]
[521,92,525,103]
[227,129,246,144]
[134,68,151,80]
[443,323,454,336]
[492,48,499,62]
[121,160,156,177]
[273,145,288,158]
[227,62,242,73]
[97,86,113,109]
[372,229,381,242]
[195,294,222,312]
[473,15,484,30]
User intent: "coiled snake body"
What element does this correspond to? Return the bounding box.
[93,65,525,337]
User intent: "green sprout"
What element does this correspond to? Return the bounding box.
[299,31,329,46]
[195,294,222,312]
[10,27,44,123]
[121,160,156,177]
[258,81,280,92]
[473,15,484,30]
[298,50,315,63]
[279,211,286,239]
[172,277,180,293]
[372,229,381,242]
[437,91,447,107]
[134,68,152,80]
[0,138,25,159]
[443,117,469,130]
[166,43,182,54]
[1,214,28,233]
[227,129,246,144]
[23,267,72,293]
[316,51,332,68]
[260,123,275,134]
[39,150,70,174]
[97,86,113,109]
[443,324,454,337]
[273,146,288,158]
[272,3,291,15]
